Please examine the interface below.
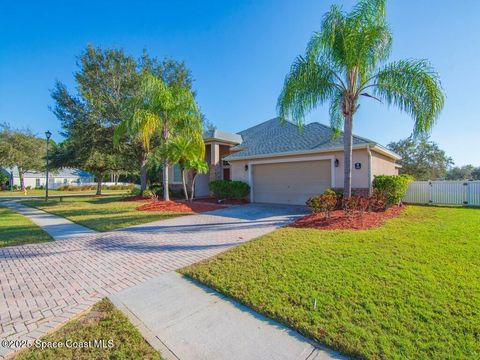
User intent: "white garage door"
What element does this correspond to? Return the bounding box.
[252,160,331,205]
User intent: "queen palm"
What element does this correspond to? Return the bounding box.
[277,0,445,198]
[116,72,203,201]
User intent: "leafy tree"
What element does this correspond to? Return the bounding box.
[277,0,444,197]
[387,136,453,180]
[118,72,202,201]
[51,45,139,195]
[446,165,479,180]
[0,124,47,190]
[115,55,196,194]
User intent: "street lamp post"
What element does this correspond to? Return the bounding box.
[45,130,52,201]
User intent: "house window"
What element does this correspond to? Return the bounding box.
[173,164,183,183]
[64,178,68,184]
[35,179,40,188]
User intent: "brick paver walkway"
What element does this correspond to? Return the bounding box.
[0,204,305,357]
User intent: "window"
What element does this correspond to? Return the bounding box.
[173,164,183,183]
[63,178,68,184]
[35,179,40,188]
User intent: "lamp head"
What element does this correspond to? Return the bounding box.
[45,130,52,140]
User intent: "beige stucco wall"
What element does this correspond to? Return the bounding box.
[371,151,399,177]
[230,149,373,189]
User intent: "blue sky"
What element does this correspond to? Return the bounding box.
[1,0,479,166]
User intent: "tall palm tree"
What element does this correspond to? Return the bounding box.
[277,0,445,198]
[117,72,202,201]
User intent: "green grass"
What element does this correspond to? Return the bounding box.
[0,207,52,247]
[181,206,480,359]
[21,196,183,232]
[13,298,162,360]
[0,189,127,197]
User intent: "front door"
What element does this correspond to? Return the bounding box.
[223,168,231,180]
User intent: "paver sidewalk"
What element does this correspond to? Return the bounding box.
[110,272,343,360]
[2,201,95,240]
[0,204,305,358]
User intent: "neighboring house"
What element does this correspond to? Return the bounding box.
[171,117,400,205]
[0,167,94,189]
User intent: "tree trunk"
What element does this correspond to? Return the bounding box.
[96,173,104,195]
[181,169,188,201]
[19,171,25,191]
[190,173,197,202]
[140,155,147,195]
[162,161,170,201]
[162,125,170,201]
[343,114,353,198]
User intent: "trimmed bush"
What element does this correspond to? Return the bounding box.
[306,189,338,219]
[209,180,250,200]
[372,175,412,205]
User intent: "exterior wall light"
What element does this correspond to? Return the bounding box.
[334,159,339,167]
[244,164,249,171]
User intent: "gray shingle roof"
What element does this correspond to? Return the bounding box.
[224,117,375,160]
[203,129,242,144]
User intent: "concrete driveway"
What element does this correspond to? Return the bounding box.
[0,204,306,357]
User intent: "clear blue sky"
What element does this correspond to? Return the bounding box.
[1,0,478,166]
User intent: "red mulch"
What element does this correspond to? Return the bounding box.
[289,205,404,230]
[136,200,227,213]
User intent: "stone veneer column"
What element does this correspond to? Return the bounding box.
[209,143,222,181]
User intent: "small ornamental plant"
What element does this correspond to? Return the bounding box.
[306,189,338,219]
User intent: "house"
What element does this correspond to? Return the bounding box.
[172,117,401,205]
[0,167,94,189]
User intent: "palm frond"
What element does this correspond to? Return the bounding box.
[371,59,445,135]
[277,56,340,127]
[329,91,344,138]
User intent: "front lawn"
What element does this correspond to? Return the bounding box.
[22,196,184,232]
[13,298,162,360]
[181,206,480,359]
[0,189,127,197]
[0,207,52,247]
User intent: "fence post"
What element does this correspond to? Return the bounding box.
[465,182,470,206]
[428,180,433,204]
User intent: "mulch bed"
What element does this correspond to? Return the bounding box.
[289,205,404,230]
[136,200,227,213]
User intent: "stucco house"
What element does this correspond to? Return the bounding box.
[0,167,94,189]
[172,117,400,205]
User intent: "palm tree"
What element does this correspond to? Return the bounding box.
[116,72,202,201]
[167,136,205,200]
[277,0,445,198]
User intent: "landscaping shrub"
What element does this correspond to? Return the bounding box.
[369,191,387,212]
[209,180,250,200]
[372,174,412,206]
[306,189,338,219]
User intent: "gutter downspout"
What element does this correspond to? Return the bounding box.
[367,144,373,196]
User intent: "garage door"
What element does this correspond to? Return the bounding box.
[252,160,331,205]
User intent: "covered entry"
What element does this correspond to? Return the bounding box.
[250,157,333,205]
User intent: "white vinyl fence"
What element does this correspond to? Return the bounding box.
[403,181,480,206]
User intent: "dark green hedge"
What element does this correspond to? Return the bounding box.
[209,180,250,200]
[372,174,412,205]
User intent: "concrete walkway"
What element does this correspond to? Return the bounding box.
[2,201,95,240]
[110,272,343,360]
[0,204,306,358]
